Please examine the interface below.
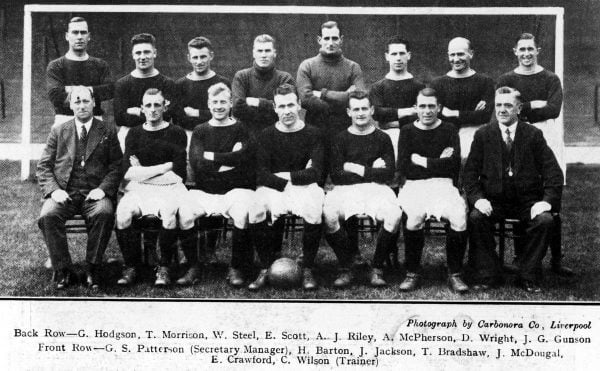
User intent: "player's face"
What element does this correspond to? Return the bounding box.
[253,41,276,68]
[495,93,522,126]
[514,39,539,68]
[273,93,300,127]
[187,47,213,75]
[65,21,90,52]
[69,88,95,122]
[415,94,440,126]
[318,27,343,56]
[447,41,472,73]
[208,90,232,121]
[141,93,166,124]
[347,98,373,127]
[132,43,157,72]
[385,43,411,73]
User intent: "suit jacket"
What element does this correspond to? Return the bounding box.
[463,120,563,210]
[36,118,123,200]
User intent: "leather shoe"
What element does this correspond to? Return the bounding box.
[333,269,353,288]
[399,272,420,291]
[227,268,245,287]
[551,262,574,277]
[472,277,503,291]
[54,269,72,290]
[369,268,387,287]
[154,266,171,286]
[176,266,202,286]
[85,265,100,290]
[448,273,469,293]
[117,267,137,286]
[248,269,269,291]
[516,279,543,293]
[302,268,318,290]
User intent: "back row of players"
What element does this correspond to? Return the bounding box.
[41,17,569,292]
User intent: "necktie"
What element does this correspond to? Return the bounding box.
[504,128,513,153]
[80,125,88,142]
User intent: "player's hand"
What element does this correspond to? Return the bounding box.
[129,155,141,167]
[312,90,322,99]
[530,100,548,109]
[530,201,551,220]
[440,147,454,158]
[474,199,493,217]
[203,152,215,161]
[51,189,71,204]
[184,106,200,117]
[372,158,386,168]
[411,153,427,167]
[475,100,487,111]
[246,97,260,107]
[397,107,416,118]
[86,188,105,201]
[344,162,365,177]
[305,159,312,168]
[275,172,291,180]
[442,107,458,118]
[218,166,234,172]
[346,85,357,93]
[127,107,142,116]
[232,142,243,152]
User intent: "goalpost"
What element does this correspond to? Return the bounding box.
[21,5,564,180]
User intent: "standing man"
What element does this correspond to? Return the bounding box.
[323,91,401,288]
[370,36,424,163]
[247,84,325,291]
[37,86,122,289]
[464,87,563,293]
[46,17,113,126]
[115,88,187,287]
[430,37,495,159]
[114,33,176,151]
[178,83,255,287]
[497,33,571,276]
[232,34,294,138]
[297,20,366,264]
[396,88,469,293]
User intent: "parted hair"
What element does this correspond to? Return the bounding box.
[495,86,523,103]
[417,87,439,102]
[386,35,410,52]
[274,83,297,97]
[131,33,156,48]
[320,21,341,35]
[515,32,539,48]
[347,90,370,107]
[188,36,213,51]
[207,82,231,98]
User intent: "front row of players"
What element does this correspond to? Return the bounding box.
[38,82,562,294]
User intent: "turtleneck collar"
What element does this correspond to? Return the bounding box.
[318,50,343,64]
[252,62,275,80]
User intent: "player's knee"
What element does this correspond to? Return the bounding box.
[447,209,467,232]
[248,202,267,224]
[303,202,323,225]
[115,204,136,229]
[178,205,201,231]
[160,207,178,229]
[405,212,426,231]
[229,205,250,229]
[382,206,402,232]
[322,205,340,232]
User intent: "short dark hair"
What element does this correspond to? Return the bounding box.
[417,87,439,103]
[386,35,410,52]
[131,33,156,48]
[320,20,341,36]
[495,86,522,103]
[347,90,370,107]
[515,32,539,48]
[274,83,297,97]
[188,36,213,51]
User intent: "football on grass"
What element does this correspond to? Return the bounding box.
[268,258,302,288]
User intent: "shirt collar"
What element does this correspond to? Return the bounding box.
[75,118,93,136]
[498,121,518,137]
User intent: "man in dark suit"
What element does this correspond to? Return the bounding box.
[464,86,563,293]
[37,86,122,290]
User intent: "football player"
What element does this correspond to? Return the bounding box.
[397,88,469,292]
[247,83,325,290]
[177,83,255,287]
[115,88,187,286]
[323,91,401,288]
[429,37,494,160]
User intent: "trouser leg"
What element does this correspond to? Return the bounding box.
[446,230,468,274]
[302,222,322,269]
[550,214,563,264]
[38,198,77,271]
[518,211,553,282]
[403,227,424,273]
[82,198,114,266]
[468,209,503,281]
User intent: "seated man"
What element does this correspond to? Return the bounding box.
[323,90,401,288]
[115,88,187,286]
[464,86,563,293]
[397,87,469,293]
[37,86,122,289]
[248,83,325,291]
[178,83,255,287]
